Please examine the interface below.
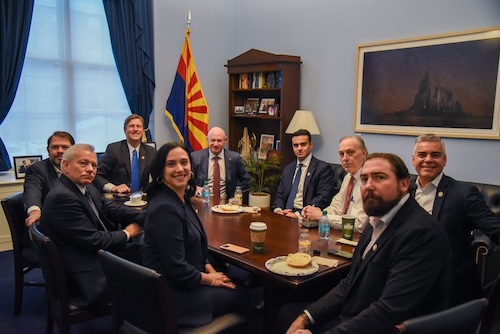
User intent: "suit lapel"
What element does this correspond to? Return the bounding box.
[121,141,131,179]
[45,159,59,186]
[225,153,232,184]
[138,144,147,179]
[201,150,210,181]
[303,157,315,194]
[432,175,448,219]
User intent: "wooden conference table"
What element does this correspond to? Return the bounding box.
[193,198,359,332]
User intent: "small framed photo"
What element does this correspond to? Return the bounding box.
[259,98,276,114]
[245,98,260,115]
[258,134,275,160]
[267,104,279,116]
[13,155,42,179]
[234,105,244,114]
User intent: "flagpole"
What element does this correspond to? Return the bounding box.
[187,10,191,31]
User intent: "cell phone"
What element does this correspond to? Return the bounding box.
[220,243,250,254]
[328,249,353,259]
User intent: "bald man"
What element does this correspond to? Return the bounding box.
[191,127,250,200]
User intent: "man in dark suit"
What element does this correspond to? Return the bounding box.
[39,144,144,309]
[191,127,250,200]
[411,133,500,306]
[272,129,335,218]
[280,153,451,334]
[94,114,156,194]
[23,131,75,227]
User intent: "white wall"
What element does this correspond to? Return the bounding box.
[153,0,500,185]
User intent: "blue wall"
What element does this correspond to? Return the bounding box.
[153,0,500,185]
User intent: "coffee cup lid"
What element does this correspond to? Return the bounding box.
[250,222,267,231]
[341,214,356,219]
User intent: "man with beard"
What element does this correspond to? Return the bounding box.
[280,153,452,334]
[411,133,500,306]
[24,131,75,227]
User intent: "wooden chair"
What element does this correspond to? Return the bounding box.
[1,191,44,315]
[393,298,489,334]
[97,250,247,334]
[29,224,111,334]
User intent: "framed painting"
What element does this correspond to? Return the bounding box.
[13,155,42,179]
[354,27,500,139]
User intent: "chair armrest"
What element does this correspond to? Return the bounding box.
[472,233,494,262]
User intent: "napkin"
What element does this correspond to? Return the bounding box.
[243,206,261,213]
[336,238,358,247]
[312,256,339,268]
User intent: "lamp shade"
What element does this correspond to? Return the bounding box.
[285,110,321,135]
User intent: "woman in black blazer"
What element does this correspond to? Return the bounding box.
[143,142,247,327]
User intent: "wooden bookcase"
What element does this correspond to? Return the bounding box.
[225,49,301,167]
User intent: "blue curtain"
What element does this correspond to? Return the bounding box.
[102,0,155,141]
[0,0,34,171]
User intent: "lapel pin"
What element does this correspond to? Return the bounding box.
[372,244,378,252]
[141,156,145,160]
[438,191,444,197]
[307,172,310,176]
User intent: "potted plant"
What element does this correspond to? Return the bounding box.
[244,149,281,208]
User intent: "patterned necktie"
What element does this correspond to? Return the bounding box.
[342,175,355,214]
[131,149,140,192]
[213,156,221,200]
[84,190,108,231]
[286,163,303,210]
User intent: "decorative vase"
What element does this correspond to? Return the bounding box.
[249,192,271,209]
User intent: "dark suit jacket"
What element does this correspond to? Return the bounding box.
[39,174,145,308]
[306,196,452,334]
[272,156,335,211]
[143,185,214,327]
[94,140,156,192]
[23,158,59,212]
[413,174,500,305]
[191,148,250,198]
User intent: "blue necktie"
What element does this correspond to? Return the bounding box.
[286,163,303,210]
[131,149,140,192]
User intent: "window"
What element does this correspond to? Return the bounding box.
[1,0,130,157]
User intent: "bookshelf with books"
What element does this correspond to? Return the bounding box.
[225,49,301,167]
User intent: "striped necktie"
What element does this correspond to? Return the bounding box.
[286,163,303,210]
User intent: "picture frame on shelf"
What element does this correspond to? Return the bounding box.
[275,139,281,151]
[355,27,500,140]
[267,104,279,116]
[258,98,276,114]
[234,105,244,114]
[13,155,43,179]
[258,134,275,160]
[245,98,260,115]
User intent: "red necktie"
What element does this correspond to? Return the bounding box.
[342,175,355,214]
[213,156,221,200]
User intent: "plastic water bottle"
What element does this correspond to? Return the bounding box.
[318,209,330,240]
[298,229,311,255]
[234,186,243,206]
[202,180,210,204]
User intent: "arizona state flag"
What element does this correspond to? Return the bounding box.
[165,29,209,152]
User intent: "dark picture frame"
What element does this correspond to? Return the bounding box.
[13,155,43,179]
[244,98,260,115]
[258,98,276,114]
[354,27,500,139]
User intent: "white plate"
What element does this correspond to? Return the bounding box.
[124,200,148,207]
[211,205,244,214]
[265,256,319,277]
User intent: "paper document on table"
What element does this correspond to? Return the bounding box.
[312,256,339,268]
[336,238,358,247]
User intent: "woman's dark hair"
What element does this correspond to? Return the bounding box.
[146,142,196,199]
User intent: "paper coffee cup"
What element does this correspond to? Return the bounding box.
[249,222,267,253]
[341,214,355,240]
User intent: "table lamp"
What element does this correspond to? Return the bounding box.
[285,110,321,135]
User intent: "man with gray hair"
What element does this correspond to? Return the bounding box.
[411,133,500,306]
[39,144,144,309]
[302,135,368,232]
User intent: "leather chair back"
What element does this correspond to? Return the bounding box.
[29,224,110,334]
[393,298,488,334]
[98,250,247,334]
[1,192,43,315]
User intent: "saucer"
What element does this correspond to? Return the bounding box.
[124,200,147,207]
